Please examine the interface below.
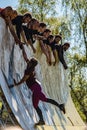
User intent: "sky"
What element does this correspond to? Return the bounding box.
[0,0,61,14]
[0,0,62,16]
[0,0,19,9]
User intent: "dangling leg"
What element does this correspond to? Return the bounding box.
[35,106,45,125]
[46,98,60,107]
[46,98,66,114]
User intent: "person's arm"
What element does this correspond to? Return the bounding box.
[47,45,52,65]
[60,56,68,69]
[14,74,30,86]
[27,39,36,53]
[22,46,29,63]
[21,28,27,43]
[39,40,51,65]
[58,46,68,69]
[5,16,21,44]
[39,40,47,55]
[53,50,57,65]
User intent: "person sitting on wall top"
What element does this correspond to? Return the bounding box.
[11,10,18,20]
[33,23,52,65]
[46,34,62,66]
[12,12,32,48]
[38,22,47,35]
[54,35,62,45]
[55,42,70,69]
[33,22,47,40]
[52,35,62,65]
[11,57,66,126]
[0,7,29,62]
[22,18,40,53]
[0,6,24,47]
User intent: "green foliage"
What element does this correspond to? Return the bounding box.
[18,0,57,21]
[61,0,87,60]
[71,85,87,122]
[59,20,71,40]
[68,53,86,69]
[17,6,28,14]
[44,17,60,34]
[71,90,87,122]
[68,52,87,122]
[45,16,71,40]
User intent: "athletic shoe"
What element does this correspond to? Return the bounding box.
[59,104,66,114]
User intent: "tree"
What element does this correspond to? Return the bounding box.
[45,16,71,38]
[18,0,57,21]
[61,0,87,61]
[68,53,87,122]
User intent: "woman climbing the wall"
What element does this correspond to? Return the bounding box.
[11,57,66,126]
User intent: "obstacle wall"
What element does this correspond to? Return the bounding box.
[0,17,86,130]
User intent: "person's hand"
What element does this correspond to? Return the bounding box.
[14,39,24,49]
[14,38,20,45]
[19,42,24,49]
[64,64,68,69]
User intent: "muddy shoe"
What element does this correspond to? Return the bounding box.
[35,120,45,126]
[59,104,66,114]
